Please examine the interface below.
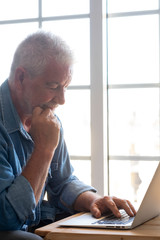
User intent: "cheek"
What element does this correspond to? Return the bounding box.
[34,90,54,104]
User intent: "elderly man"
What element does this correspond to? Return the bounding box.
[0,31,136,240]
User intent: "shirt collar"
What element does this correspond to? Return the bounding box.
[0,79,32,139]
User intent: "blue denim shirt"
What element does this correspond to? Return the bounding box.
[0,80,96,231]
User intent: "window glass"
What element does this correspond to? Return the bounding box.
[71,160,91,185]
[42,0,89,17]
[0,0,38,20]
[55,89,91,156]
[109,160,158,206]
[109,88,160,156]
[0,23,38,84]
[108,0,158,13]
[43,19,90,86]
[108,15,159,84]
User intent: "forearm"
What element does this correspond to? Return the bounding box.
[22,147,55,204]
[22,107,60,204]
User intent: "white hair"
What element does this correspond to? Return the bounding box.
[9,30,74,80]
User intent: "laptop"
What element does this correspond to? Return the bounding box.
[59,161,160,229]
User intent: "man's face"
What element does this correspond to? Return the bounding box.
[21,61,72,114]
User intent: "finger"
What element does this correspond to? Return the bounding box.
[113,197,136,216]
[126,200,137,215]
[36,107,55,120]
[104,197,121,218]
[90,204,101,218]
[41,107,53,116]
[121,201,134,216]
[32,106,44,115]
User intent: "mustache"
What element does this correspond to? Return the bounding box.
[39,103,59,110]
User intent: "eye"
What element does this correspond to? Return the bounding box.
[48,84,59,91]
[50,86,59,90]
[46,82,59,90]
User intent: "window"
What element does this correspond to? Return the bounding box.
[0,0,159,207]
[108,0,160,205]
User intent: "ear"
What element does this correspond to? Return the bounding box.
[14,67,26,89]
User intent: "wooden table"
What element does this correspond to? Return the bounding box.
[35,213,160,240]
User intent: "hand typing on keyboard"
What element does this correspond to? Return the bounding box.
[74,191,136,220]
[90,195,136,219]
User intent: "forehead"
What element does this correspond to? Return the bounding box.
[32,63,72,87]
[43,61,72,84]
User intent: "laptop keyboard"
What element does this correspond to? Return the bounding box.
[92,210,135,225]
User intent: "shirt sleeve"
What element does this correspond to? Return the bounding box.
[46,124,96,214]
[6,175,36,224]
[0,126,36,230]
